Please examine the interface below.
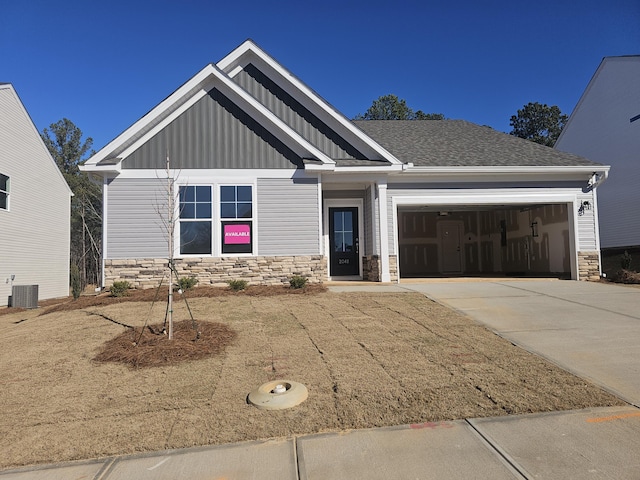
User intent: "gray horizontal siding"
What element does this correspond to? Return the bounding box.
[257,178,320,255]
[0,86,71,304]
[106,178,169,259]
[124,88,304,169]
[235,63,366,160]
[555,57,640,248]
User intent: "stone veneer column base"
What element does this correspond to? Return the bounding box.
[362,255,398,282]
[577,251,601,281]
[389,255,398,282]
[362,255,381,281]
[104,255,327,289]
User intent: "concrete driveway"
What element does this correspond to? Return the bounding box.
[400,280,640,407]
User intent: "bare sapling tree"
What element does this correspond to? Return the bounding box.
[154,153,198,341]
[166,153,175,339]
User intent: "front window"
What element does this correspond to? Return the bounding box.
[179,185,212,254]
[220,185,253,254]
[0,173,9,210]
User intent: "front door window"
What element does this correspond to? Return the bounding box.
[329,207,359,276]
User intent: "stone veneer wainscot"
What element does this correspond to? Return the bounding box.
[105,256,327,289]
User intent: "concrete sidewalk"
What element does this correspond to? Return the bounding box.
[2,405,639,479]
[4,279,640,479]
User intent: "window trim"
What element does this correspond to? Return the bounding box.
[219,184,255,257]
[174,182,257,258]
[0,173,9,211]
[177,184,213,256]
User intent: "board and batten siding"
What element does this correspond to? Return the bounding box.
[256,178,320,255]
[123,88,304,170]
[106,178,169,259]
[0,85,71,305]
[234,63,366,161]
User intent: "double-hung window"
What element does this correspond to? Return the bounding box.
[179,185,212,255]
[0,173,9,210]
[220,185,253,254]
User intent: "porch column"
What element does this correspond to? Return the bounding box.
[377,180,391,282]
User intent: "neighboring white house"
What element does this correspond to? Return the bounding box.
[81,40,609,287]
[555,55,640,250]
[0,83,72,306]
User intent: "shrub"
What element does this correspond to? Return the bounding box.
[612,269,640,284]
[621,251,632,270]
[109,280,131,297]
[227,279,248,291]
[289,275,308,289]
[70,264,82,300]
[177,276,198,291]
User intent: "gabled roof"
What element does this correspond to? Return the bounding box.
[83,61,336,171]
[0,83,72,195]
[218,40,402,166]
[354,120,603,167]
[82,40,401,173]
[556,55,640,148]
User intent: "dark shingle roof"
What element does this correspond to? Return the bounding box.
[353,120,602,167]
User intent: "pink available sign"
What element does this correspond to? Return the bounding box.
[224,224,251,244]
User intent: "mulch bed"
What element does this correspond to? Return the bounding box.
[608,269,640,284]
[94,320,237,368]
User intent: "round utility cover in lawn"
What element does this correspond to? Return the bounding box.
[248,380,308,410]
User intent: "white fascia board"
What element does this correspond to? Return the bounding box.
[108,168,311,180]
[313,165,404,174]
[217,41,403,165]
[79,163,121,174]
[216,39,256,71]
[303,163,336,171]
[404,165,609,175]
[402,165,610,182]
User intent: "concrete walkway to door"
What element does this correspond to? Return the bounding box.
[395,279,640,407]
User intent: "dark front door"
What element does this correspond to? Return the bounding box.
[329,207,359,276]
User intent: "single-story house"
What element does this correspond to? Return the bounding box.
[0,83,72,306]
[81,40,609,287]
[555,55,640,250]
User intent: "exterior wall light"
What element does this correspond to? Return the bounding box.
[578,201,591,216]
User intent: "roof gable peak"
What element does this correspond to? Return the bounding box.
[82,58,336,169]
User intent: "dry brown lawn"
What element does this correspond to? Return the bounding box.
[0,287,624,470]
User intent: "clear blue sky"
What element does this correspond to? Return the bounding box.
[2,0,639,152]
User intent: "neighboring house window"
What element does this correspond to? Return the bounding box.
[179,185,212,255]
[220,185,253,254]
[0,173,9,210]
